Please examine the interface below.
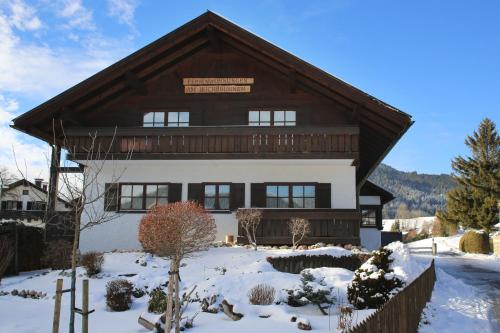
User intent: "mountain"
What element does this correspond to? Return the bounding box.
[369,164,456,219]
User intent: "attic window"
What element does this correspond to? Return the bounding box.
[167,112,189,127]
[249,111,296,126]
[143,112,165,127]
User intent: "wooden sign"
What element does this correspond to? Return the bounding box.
[185,85,251,94]
[183,78,254,85]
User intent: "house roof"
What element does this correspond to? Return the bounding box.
[11,11,413,183]
[360,180,395,205]
[5,179,71,206]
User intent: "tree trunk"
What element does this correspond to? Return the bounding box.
[68,214,81,333]
[174,264,181,333]
[251,226,257,251]
[164,259,177,333]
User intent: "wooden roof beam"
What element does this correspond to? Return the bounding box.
[124,71,148,95]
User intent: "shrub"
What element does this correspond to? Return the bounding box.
[288,218,310,250]
[459,230,490,254]
[148,287,167,314]
[347,248,403,309]
[248,284,275,305]
[106,279,133,311]
[235,208,262,250]
[286,270,335,315]
[42,240,73,270]
[80,252,104,276]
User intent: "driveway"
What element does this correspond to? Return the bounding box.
[412,251,500,332]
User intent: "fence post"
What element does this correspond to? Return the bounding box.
[82,279,89,333]
[52,279,63,333]
[432,239,437,256]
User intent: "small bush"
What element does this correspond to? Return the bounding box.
[106,279,133,311]
[148,287,167,314]
[42,240,72,270]
[80,252,104,276]
[286,270,335,315]
[459,230,490,254]
[347,248,403,309]
[248,284,275,305]
[132,287,146,298]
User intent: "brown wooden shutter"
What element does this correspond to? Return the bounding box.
[188,183,204,205]
[230,183,245,211]
[316,183,331,208]
[168,183,182,202]
[251,183,266,207]
[104,183,119,211]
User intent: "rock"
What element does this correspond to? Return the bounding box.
[297,318,311,331]
[258,314,271,318]
[344,244,353,250]
[11,289,18,296]
[297,245,308,250]
[279,245,289,249]
[290,316,297,322]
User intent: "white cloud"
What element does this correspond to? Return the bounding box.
[107,0,140,27]
[7,0,42,30]
[57,0,95,30]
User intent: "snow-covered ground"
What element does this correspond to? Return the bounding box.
[0,243,495,332]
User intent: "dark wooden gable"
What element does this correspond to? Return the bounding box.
[11,11,413,184]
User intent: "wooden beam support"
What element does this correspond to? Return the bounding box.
[47,145,61,218]
[124,71,148,95]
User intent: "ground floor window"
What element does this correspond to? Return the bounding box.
[1,200,22,210]
[27,201,46,211]
[266,184,315,208]
[361,206,379,227]
[204,184,230,210]
[119,184,169,211]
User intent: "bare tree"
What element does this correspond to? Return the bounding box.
[0,236,14,285]
[139,201,216,333]
[235,208,262,251]
[56,123,130,333]
[288,217,310,250]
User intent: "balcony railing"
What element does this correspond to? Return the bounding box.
[237,209,361,245]
[64,126,359,160]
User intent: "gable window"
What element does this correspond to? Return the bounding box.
[204,184,230,210]
[274,111,296,126]
[120,184,169,211]
[248,110,296,126]
[266,184,315,208]
[249,111,271,126]
[361,207,377,227]
[167,111,189,127]
[22,190,29,195]
[143,112,165,127]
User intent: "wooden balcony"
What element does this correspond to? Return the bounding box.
[64,126,359,160]
[237,209,361,245]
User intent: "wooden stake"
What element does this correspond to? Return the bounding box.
[52,279,63,333]
[82,279,89,333]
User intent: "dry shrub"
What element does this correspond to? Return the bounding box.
[80,251,104,276]
[248,283,276,305]
[235,208,262,250]
[42,240,73,270]
[459,230,490,254]
[0,236,14,284]
[288,217,310,249]
[106,279,133,311]
[337,306,354,333]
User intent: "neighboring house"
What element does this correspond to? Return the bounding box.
[0,179,71,225]
[11,12,412,252]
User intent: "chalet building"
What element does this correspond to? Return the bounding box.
[11,12,412,252]
[0,179,71,224]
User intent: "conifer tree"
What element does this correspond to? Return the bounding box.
[438,118,500,232]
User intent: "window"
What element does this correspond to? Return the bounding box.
[249,111,271,126]
[274,111,296,126]
[204,184,230,210]
[361,208,377,227]
[22,190,29,195]
[1,200,21,210]
[143,112,165,127]
[167,112,189,127]
[119,184,169,211]
[27,201,46,211]
[248,110,296,126]
[266,184,315,208]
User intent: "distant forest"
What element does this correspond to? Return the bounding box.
[369,164,456,219]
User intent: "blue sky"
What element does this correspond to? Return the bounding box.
[0,0,499,179]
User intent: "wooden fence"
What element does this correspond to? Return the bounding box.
[350,259,436,333]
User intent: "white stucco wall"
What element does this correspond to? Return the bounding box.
[79,159,357,252]
[360,228,381,250]
[1,184,70,212]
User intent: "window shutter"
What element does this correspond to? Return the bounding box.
[316,183,331,208]
[251,183,266,207]
[27,202,33,210]
[188,183,204,205]
[168,183,182,202]
[17,201,22,210]
[1,201,5,210]
[104,183,119,212]
[230,183,245,211]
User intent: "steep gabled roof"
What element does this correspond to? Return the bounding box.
[360,180,395,205]
[5,179,71,205]
[11,11,412,183]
